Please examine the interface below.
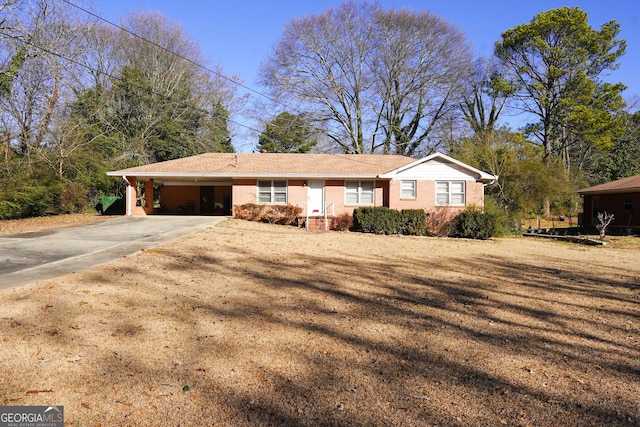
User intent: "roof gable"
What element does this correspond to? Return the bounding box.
[379,152,497,182]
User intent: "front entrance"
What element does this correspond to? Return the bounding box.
[307,180,325,216]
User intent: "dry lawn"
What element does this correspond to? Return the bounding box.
[0,213,111,235]
[0,218,639,426]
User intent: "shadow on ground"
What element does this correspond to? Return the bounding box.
[1,223,638,426]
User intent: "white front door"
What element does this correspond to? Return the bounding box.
[307,180,325,216]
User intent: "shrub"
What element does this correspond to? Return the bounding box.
[399,209,427,236]
[353,207,427,235]
[425,207,459,237]
[234,203,302,226]
[234,203,268,221]
[59,184,89,214]
[483,197,516,236]
[275,204,303,225]
[455,208,496,240]
[0,201,21,220]
[330,212,353,231]
[353,207,401,234]
[0,185,61,219]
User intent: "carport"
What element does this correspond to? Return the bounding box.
[114,174,233,216]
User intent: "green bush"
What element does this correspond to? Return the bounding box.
[455,208,496,240]
[353,207,427,235]
[0,185,61,219]
[399,209,427,236]
[0,201,21,219]
[483,197,516,236]
[353,207,399,234]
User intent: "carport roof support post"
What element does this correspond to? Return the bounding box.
[123,176,136,216]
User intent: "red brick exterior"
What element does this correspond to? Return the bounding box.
[581,192,639,230]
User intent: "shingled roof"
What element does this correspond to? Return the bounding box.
[107,153,416,178]
[578,174,640,195]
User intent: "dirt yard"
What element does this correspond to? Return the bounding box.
[0,217,638,426]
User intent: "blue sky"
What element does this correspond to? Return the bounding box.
[95,1,639,148]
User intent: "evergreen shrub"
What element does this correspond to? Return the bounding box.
[455,208,496,240]
[352,207,427,235]
[0,185,60,219]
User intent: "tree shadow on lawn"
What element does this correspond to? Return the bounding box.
[1,233,639,426]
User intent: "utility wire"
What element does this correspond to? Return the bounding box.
[60,0,301,115]
[1,28,267,137]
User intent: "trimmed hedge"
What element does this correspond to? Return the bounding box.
[455,209,495,240]
[352,207,427,235]
[400,209,427,236]
[353,207,398,234]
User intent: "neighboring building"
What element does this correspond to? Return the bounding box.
[578,174,640,231]
[106,152,496,224]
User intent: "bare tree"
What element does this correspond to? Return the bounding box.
[460,57,514,136]
[260,2,378,154]
[259,1,473,155]
[374,8,472,156]
[596,211,614,240]
[0,0,92,168]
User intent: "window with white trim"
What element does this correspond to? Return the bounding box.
[435,181,465,206]
[345,180,375,205]
[257,180,287,204]
[401,180,416,199]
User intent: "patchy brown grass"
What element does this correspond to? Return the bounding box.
[0,218,638,426]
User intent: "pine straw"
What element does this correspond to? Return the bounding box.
[0,219,638,426]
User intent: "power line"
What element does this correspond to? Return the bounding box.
[0,28,266,137]
[60,0,300,115]
[3,1,330,151]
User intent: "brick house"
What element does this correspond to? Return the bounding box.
[578,174,640,232]
[107,152,496,225]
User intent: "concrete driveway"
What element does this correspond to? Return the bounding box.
[0,216,228,291]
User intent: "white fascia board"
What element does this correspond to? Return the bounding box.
[378,152,497,182]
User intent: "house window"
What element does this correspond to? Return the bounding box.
[345,180,375,205]
[624,196,632,212]
[401,180,416,199]
[436,181,465,206]
[257,180,287,204]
